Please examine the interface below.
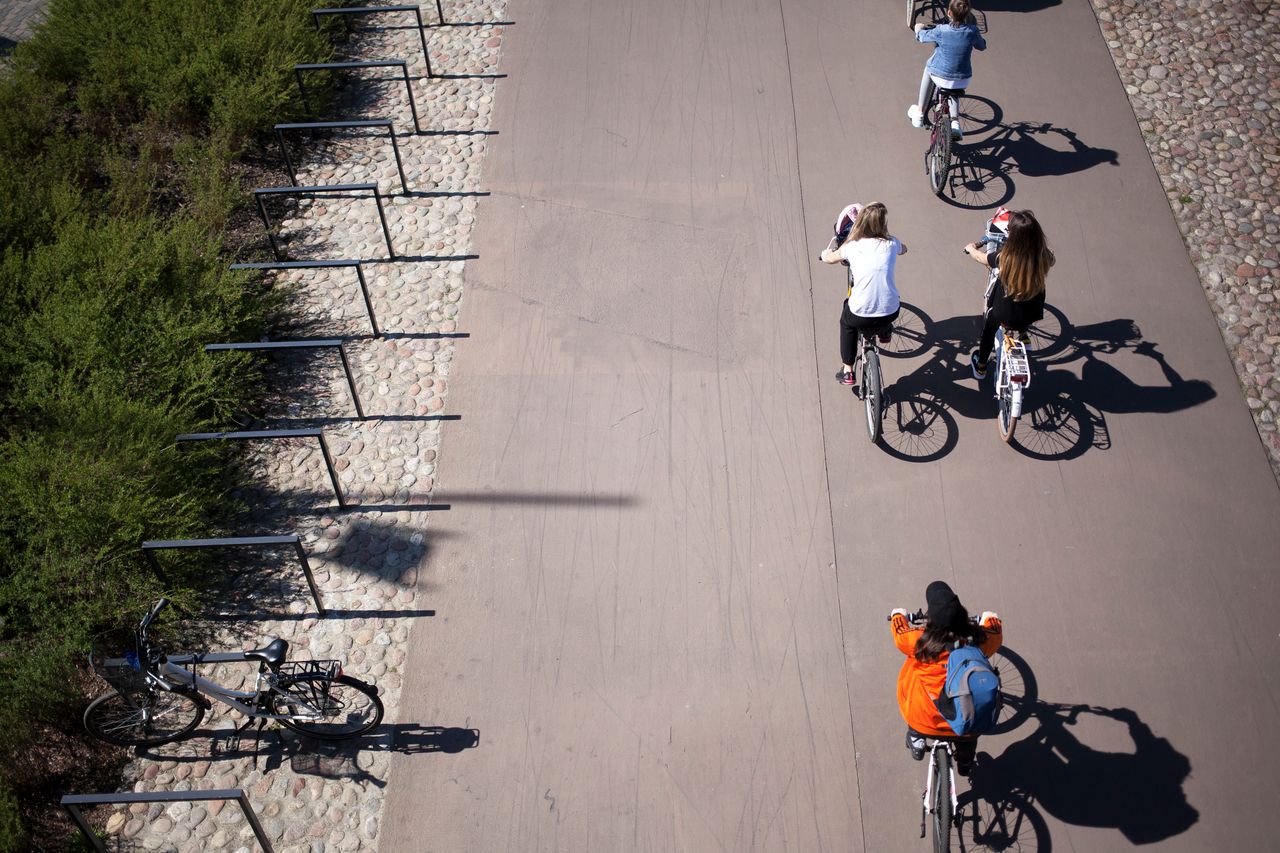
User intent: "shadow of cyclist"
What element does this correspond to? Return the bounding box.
[970,701,1198,844]
[966,122,1118,178]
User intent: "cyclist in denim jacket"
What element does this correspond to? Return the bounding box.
[908,0,986,138]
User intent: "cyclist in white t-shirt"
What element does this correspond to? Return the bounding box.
[819,202,907,386]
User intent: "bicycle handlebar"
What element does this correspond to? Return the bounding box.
[138,598,169,643]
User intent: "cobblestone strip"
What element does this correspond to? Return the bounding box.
[102,2,507,851]
[1089,0,1280,477]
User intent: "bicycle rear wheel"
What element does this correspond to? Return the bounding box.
[274,674,384,740]
[933,747,954,853]
[863,349,883,443]
[928,112,951,196]
[997,383,1019,442]
[84,689,204,747]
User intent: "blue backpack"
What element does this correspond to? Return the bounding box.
[935,645,1001,736]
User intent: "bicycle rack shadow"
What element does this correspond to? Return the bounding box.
[959,701,1199,850]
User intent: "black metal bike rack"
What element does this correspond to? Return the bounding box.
[141,534,327,617]
[294,60,422,133]
[205,340,366,420]
[311,5,439,76]
[175,428,347,508]
[275,120,409,193]
[229,260,381,337]
[63,789,275,853]
[252,183,396,261]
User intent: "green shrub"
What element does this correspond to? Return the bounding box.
[0,0,340,841]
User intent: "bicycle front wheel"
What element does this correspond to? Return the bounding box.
[275,674,384,740]
[997,383,1019,442]
[928,118,951,196]
[863,350,883,442]
[84,689,204,747]
[933,747,953,853]
[907,0,916,28]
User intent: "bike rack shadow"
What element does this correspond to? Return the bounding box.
[942,122,1117,210]
[959,701,1199,850]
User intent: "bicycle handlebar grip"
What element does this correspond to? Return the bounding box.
[141,598,170,631]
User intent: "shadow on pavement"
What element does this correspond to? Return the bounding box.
[878,306,1214,461]
[960,701,1198,849]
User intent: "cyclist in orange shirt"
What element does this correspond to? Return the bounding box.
[889,581,1002,775]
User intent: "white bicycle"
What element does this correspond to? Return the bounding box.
[970,236,1032,443]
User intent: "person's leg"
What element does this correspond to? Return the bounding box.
[839,303,858,377]
[877,308,901,343]
[977,311,1001,363]
[906,727,926,761]
[917,68,935,115]
[954,738,977,774]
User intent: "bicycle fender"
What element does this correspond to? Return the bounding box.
[344,676,380,696]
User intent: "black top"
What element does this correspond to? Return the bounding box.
[986,251,1045,330]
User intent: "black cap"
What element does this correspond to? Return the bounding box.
[926,581,962,629]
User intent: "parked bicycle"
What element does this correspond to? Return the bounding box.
[84,599,383,746]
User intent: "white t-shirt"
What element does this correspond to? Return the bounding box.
[839,237,902,317]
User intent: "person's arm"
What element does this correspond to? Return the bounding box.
[915,24,939,44]
[977,612,1003,656]
[962,243,988,264]
[820,246,845,265]
[893,237,908,256]
[974,30,987,51]
[890,611,923,656]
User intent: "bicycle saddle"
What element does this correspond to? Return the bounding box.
[244,638,289,667]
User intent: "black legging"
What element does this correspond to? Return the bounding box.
[978,310,1028,363]
[841,302,900,365]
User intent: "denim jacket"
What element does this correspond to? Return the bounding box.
[917,23,986,80]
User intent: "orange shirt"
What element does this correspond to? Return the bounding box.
[890,613,1003,736]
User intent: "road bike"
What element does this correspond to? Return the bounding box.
[84,599,384,747]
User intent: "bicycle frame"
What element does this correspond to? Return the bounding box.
[921,742,962,824]
[148,654,327,723]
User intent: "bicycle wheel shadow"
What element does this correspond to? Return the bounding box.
[960,700,1199,850]
[941,120,1117,210]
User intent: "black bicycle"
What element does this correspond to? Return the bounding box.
[85,599,384,746]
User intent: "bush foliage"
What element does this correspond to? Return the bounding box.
[0,0,336,845]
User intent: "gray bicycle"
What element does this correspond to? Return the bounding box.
[84,599,383,747]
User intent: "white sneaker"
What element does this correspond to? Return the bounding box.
[908,104,925,129]
[950,120,963,138]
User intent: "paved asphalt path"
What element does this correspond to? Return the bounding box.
[385,1,1280,850]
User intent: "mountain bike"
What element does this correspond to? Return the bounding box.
[85,599,383,747]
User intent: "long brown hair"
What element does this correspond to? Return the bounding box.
[850,202,890,241]
[914,606,988,663]
[998,210,1054,300]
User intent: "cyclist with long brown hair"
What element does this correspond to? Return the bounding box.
[890,581,1002,775]
[820,201,907,386]
[962,209,1055,379]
